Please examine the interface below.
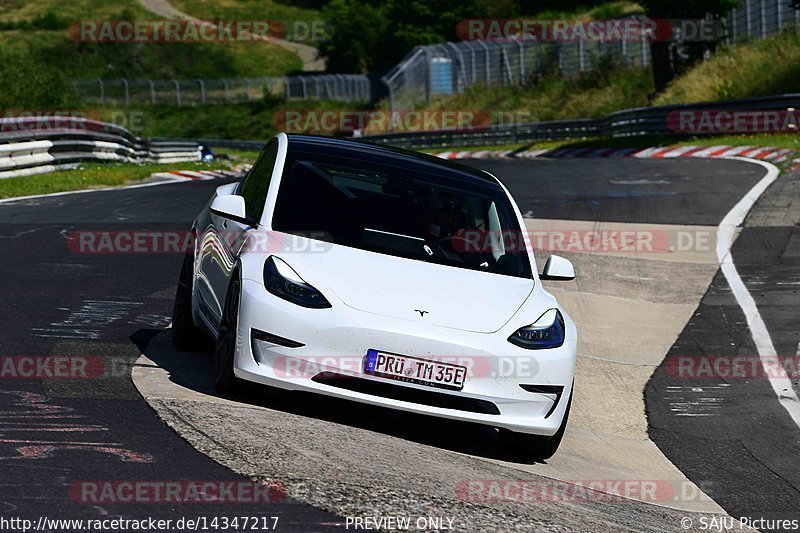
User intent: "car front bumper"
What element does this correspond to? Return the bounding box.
[234,279,576,436]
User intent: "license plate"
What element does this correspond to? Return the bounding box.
[363,349,467,391]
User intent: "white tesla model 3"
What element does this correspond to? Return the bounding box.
[173,133,577,459]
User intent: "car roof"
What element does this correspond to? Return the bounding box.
[285,134,500,189]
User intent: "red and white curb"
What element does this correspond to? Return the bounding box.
[433,145,799,167]
[431,150,514,160]
[151,169,245,181]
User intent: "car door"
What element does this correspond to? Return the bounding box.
[200,139,278,330]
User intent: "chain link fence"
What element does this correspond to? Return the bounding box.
[70,75,371,106]
[384,3,800,116]
[285,75,371,101]
[69,0,800,112]
[727,0,800,41]
[382,34,652,112]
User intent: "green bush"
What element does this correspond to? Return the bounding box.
[0,11,69,31]
[655,30,800,105]
[0,47,68,109]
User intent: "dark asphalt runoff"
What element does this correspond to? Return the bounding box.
[463,157,763,225]
[0,180,340,530]
[646,169,800,531]
[0,156,791,530]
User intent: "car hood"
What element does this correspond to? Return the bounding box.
[290,243,534,333]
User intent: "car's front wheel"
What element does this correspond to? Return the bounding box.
[172,253,207,350]
[214,276,241,393]
[500,390,572,461]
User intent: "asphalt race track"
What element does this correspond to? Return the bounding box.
[0,157,798,531]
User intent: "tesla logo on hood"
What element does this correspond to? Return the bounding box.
[415,309,429,317]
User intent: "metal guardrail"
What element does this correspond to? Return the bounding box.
[151,138,268,151]
[361,93,800,149]
[0,117,201,179]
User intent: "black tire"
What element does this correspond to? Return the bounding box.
[500,390,572,461]
[172,253,206,351]
[214,275,241,393]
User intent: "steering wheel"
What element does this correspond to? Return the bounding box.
[432,234,491,265]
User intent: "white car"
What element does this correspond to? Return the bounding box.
[173,133,577,459]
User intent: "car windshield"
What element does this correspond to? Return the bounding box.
[271,150,531,278]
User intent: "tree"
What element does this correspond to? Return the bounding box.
[319,0,529,73]
[639,0,740,93]
[319,0,390,73]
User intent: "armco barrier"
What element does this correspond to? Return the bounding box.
[361,93,800,149]
[0,117,201,179]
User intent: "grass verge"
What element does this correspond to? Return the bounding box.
[655,31,800,104]
[0,160,228,200]
[87,100,368,140]
[169,0,323,44]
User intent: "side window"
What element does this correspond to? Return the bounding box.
[240,139,278,222]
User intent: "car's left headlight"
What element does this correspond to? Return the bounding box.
[508,309,565,349]
[264,256,331,309]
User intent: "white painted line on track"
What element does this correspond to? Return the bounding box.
[718,157,800,428]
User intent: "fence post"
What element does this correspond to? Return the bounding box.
[641,27,648,67]
[445,42,467,92]
[517,39,525,83]
[558,42,564,75]
[122,78,129,105]
[173,79,181,107]
[579,39,585,71]
[335,75,343,100]
[148,80,156,105]
[470,47,477,83]
[246,78,253,101]
[97,78,105,105]
[537,40,542,72]
[223,79,229,101]
[383,78,395,131]
[794,1,800,33]
[760,0,766,38]
[197,79,206,104]
[622,32,628,63]
[483,42,490,83]
[745,0,751,36]
[796,2,800,32]
[777,0,783,30]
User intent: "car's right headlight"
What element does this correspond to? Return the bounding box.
[508,309,565,349]
[263,256,331,309]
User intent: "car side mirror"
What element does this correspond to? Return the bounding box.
[210,195,255,226]
[540,254,575,281]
